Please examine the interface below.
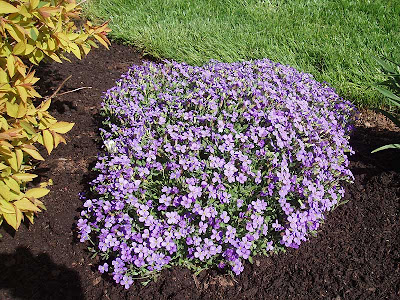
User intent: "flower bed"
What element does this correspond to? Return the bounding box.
[78,59,355,288]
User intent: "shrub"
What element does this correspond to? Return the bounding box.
[0,0,110,230]
[371,57,400,153]
[78,59,356,288]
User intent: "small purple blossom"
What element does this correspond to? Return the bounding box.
[78,59,355,288]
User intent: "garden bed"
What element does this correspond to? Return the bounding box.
[0,44,399,300]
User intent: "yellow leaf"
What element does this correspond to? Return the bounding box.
[7,56,15,77]
[0,198,15,213]
[25,187,49,199]
[3,177,20,193]
[86,39,99,49]
[0,116,9,130]
[38,99,51,111]
[0,189,11,202]
[3,212,18,230]
[65,2,77,12]
[49,52,62,63]
[5,151,18,171]
[33,199,46,210]
[49,121,74,134]
[52,131,66,147]
[15,206,23,229]
[14,198,41,212]
[12,173,37,182]
[14,24,26,38]
[39,178,53,188]
[17,99,28,118]
[47,38,56,51]
[5,24,24,43]
[70,43,81,59]
[6,100,19,118]
[28,88,41,98]
[21,147,44,161]
[81,43,91,55]
[0,145,12,157]
[16,85,28,102]
[25,211,34,224]
[16,3,30,18]
[35,133,43,145]
[29,0,40,10]
[42,129,53,154]
[1,167,11,178]
[0,1,19,14]
[93,35,109,49]
[0,140,13,148]
[15,148,23,169]
[25,43,35,55]
[32,48,44,64]
[0,67,8,81]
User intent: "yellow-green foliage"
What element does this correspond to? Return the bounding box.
[0,0,110,230]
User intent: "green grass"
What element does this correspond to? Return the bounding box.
[84,0,400,107]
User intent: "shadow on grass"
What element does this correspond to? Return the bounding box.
[0,247,84,300]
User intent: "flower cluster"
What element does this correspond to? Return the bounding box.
[78,59,356,288]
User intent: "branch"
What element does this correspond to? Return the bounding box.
[56,86,92,97]
[45,75,72,100]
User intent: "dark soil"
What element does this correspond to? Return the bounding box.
[0,44,399,300]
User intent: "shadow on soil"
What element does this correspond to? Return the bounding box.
[0,247,84,300]
[349,126,400,181]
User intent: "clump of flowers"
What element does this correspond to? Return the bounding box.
[78,59,356,288]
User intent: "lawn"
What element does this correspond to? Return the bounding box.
[84,0,400,107]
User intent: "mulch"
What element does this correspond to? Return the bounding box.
[0,44,399,300]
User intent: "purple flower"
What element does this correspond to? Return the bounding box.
[166,211,179,225]
[98,263,109,274]
[220,211,230,223]
[79,58,355,287]
[199,221,208,234]
[121,275,133,289]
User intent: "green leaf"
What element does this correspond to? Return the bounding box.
[30,27,39,41]
[37,1,48,9]
[374,56,397,74]
[373,85,400,106]
[20,120,37,135]
[371,144,400,153]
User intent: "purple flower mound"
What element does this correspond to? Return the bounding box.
[78,59,356,288]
